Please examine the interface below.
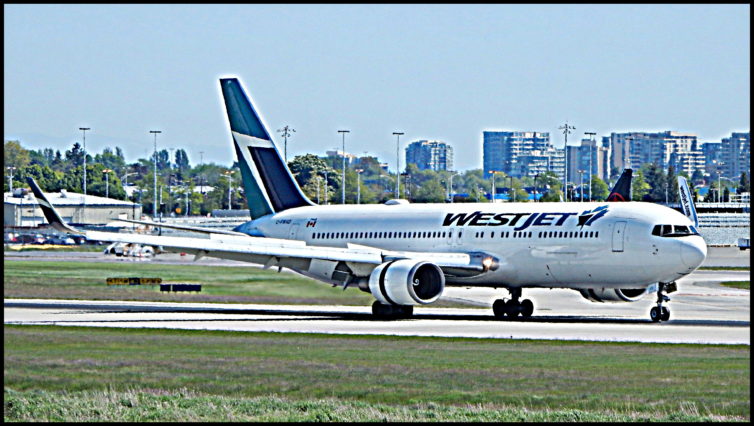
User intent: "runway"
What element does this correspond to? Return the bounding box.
[5,268,749,345]
[5,247,749,345]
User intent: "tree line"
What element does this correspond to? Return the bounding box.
[5,140,749,217]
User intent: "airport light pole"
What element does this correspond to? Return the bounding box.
[585,132,596,201]
[355,169,363,204]
[278,126,295,163]
[488,170,499,203]
[578,169,585,202]
[323,170,329,205]
[150,130,161,218]
[79,127,90,215]
[393,132,404,198]
[7,166,16,193]
[448,171,458,203]
[559,121,574,201]
[508,176,515,202]
[338,130,350,204]
[103,169,112,199]
[223,170,234,210]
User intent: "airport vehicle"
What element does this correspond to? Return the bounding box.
[27,77,706,322]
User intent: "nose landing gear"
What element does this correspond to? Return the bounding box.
[650,282,676,322]
[493,288,534,319]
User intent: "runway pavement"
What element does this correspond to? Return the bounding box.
[5,269,748,345]
[5,246,749,345]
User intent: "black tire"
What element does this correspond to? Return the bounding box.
[507,300,521,318]
[520,299,534,318]
[650,306,661,322]
[492,299,507,318]
[660,306,670,322]
[398,305,414,318]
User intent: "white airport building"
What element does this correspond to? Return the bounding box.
[4,189,142,227]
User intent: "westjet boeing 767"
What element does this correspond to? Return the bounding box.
[28,77,707,322]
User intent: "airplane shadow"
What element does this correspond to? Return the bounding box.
[5,302,748,327]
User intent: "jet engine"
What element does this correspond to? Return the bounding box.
[368,259,445,305]
[579,287,647,303]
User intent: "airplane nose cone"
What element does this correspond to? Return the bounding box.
[680,239,706,269]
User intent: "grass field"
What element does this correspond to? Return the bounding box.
[4,326,749,422]
[3,259,377,306]
[699,266,750,271]
[719,281,750,290]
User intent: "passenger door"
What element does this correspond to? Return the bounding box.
[612,220,627,252]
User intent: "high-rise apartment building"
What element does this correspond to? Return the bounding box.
[404,140,453,171]
[608,131,701,174]
[701,142,723,176]
[483,131,562,179]
[566,139,609,184]
[720,132,750,179]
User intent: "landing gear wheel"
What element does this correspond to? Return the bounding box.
[520,299,534,318]
[660,306,670,322]
[650,306,661,322]
[492,299,507,318]
[507,301,521,318]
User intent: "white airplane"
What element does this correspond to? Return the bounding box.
[27,77,706,322]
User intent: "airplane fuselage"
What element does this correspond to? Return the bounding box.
[235,201,707,290]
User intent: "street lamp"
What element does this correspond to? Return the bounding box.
[488,170,499,203]
[323,170,329,205]
[559,121,575,202]
[79,127,90,216]
[508,176,515,202]
[448,171,459,203]
[278,126,295,162]
[585,132,596,201]
[534,173,540,202]
[355,169,363,204]
[393,132,404,198]
[337,130,350,204]
[6,166,16,192]
[103,169,112,199]
[223,170,234,210]
[149,130,161,218]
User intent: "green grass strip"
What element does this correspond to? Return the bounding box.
[719,281,750,290]
[699,266,750,271]
[4,325,749,421]
[3,387,729,422]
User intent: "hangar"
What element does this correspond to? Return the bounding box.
[4,188,142,227]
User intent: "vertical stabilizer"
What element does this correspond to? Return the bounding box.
[219,78,313,219]
[677,176,699,227]
[606,169,632,201]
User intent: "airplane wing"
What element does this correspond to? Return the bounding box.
[113,218,250,237]
[26,177,493,278]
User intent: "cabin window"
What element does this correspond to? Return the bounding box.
[491,232,495,238]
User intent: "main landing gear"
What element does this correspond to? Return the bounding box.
[492,288,534,319]
[649,282,676,322]
[372,301,413,319]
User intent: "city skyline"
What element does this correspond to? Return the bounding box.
[4,4,750,171]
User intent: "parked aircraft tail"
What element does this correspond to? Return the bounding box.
[606,169,632,201]
[677,176,699,227]
[26,177,83,235]
[219,78,314,220]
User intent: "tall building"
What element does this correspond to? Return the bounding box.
[608,131,701,174]
[482,131,559,178]
[720,132,750,179]
[404,140,453,171]
[701,142,723,176]
[566,139,609,184]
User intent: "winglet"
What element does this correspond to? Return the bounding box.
[25,177,84,235]
[677,176,699,228]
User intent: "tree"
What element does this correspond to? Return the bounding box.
[413,178,446,203]
[739,172,750,194]
[666,165,679,203]
[640,163,666,202]
[590,176,610,201]
[5,140,30,169]
[631,169,650,201]
[94,147,127,177]
[174,148,191,179]
[691,169,704,184]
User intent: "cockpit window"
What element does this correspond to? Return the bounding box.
[651,224,700,237]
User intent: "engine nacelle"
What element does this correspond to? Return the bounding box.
[368,259,445,305]
[579,287,647,303]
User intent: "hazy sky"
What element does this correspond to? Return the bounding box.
[4,4,750,171]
